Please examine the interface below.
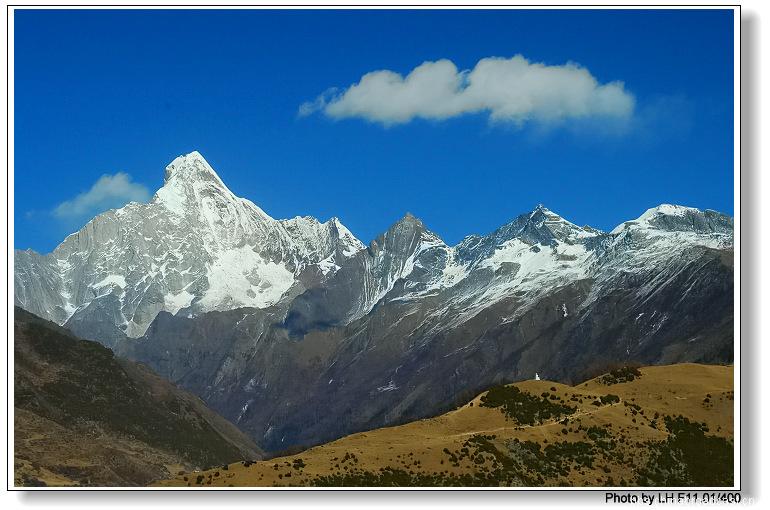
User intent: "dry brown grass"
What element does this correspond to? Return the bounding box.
[154,363,734,488]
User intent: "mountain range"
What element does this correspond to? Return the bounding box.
[14,151,734,452]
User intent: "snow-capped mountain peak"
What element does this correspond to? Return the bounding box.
[14,151,363,339]
[454,205,598,268]
[154,151,259,222]
[163,151,228,187]
[610,203,733,235]
[522,205,597,242]
[371,212,444,256]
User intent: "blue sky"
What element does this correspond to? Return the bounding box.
[14,9,735,252]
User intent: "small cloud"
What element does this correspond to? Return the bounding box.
[53,172,150,220]
[300,55,634,128]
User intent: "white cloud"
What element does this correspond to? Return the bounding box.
[300,55,634,126]
[53,172,150,219]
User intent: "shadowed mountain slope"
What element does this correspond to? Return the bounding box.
[14,307,263,487]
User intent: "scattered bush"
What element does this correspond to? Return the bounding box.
[600,394,620,405]
[597,366,642,386]
[480,385,575,425]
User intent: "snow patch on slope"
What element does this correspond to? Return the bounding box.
[164,289,196,315]
[198,245,295,310]
[91,275,127,289]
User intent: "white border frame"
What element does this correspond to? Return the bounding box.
[2,2,745,501]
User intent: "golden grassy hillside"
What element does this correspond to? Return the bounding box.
[156,363,734,488]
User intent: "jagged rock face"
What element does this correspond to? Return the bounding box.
[14,152,364,340]
[15,151,734,453]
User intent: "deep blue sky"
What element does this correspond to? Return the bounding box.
[14,9,735,253]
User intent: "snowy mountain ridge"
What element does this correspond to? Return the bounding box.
[14,151,732,343]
